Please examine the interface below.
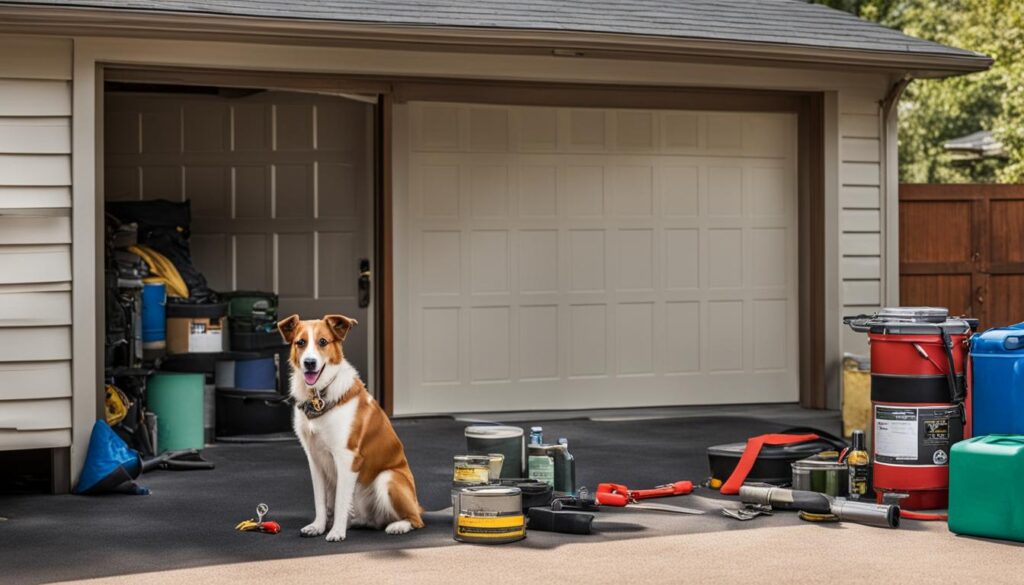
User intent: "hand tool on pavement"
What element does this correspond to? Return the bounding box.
[595,482,703,515]
[740,485,899,529]
[235,503,281,534]
[594,481,693,506]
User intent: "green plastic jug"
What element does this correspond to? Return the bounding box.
[948,435,1024,542]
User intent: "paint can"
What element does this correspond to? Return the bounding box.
[453,486,525,544]
[791,452,849,497]
[453,455,492,487]
[465,425,525,478]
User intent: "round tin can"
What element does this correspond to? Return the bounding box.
[792,454,849,497]
[453,455,492,487]
[453,486,525,544]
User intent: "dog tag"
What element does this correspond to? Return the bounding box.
[310,397,325,412]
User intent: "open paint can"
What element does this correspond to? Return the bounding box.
[791,452,849,497]
[453,486,525,544]
[465,425,524,478]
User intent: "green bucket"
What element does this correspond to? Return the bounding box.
[147,372,205,451]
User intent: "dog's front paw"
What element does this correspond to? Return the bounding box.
[324,528,347,542]
[300,522,326,537]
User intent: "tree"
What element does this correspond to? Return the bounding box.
[813,0,1023,183]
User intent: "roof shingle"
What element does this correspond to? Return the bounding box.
[0,0,985,61]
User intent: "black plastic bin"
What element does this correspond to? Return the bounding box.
[215,389,292,437]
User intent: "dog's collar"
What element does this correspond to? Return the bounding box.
[298,389,337,420]
[297,380,361,420]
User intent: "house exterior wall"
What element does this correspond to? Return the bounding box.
[0,36,75,456]
[839,89,889,356]
[0,32,895,484]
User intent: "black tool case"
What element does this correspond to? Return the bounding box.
[707,429,847,486]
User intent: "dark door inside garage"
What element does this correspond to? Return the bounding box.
[900,184,1024,330]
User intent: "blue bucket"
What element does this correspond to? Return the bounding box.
[142,283,166,349]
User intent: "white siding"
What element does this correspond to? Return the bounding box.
[0,36,74,451]
[838,89,886,355]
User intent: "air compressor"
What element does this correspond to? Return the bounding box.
[844,307,977,510]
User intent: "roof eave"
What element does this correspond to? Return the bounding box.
[0,5,994,77]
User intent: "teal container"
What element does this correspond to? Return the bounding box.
[949,435,1024,542]
[147,372,205,451]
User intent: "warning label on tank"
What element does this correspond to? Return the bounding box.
[874,405,962,466]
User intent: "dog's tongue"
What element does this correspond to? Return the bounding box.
[304,371,320,385]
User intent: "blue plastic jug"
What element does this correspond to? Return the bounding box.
[970,323,1024,436]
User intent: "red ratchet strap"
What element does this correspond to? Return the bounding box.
[595,481,694,506]
[900,510,947,521]
[720,433,820,495]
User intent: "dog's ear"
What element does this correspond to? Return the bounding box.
[277,314,301,343]
[324,314,358,342]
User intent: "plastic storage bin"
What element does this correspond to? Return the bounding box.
[970,323,1024,435]
[147,372,205,451]
[948,435,1024,542]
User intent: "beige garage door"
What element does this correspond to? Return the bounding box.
[394,102,798,415]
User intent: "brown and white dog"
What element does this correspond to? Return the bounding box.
[278,314,423,541]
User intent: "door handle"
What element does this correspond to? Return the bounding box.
[358,258,371,308]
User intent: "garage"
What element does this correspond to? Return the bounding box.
[394,102,799,414]
[103,82,379,382]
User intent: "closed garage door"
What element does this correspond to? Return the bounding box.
[394,102,798,414]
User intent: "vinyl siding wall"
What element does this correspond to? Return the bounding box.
[838,89,886,355]
[0,36,74,452]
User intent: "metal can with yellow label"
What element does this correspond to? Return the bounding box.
[453,486,525,544]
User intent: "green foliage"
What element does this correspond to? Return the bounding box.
[814,0,1023,183]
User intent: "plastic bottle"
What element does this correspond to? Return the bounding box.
[847,429,870,500]
[554,438,576,495]
[532,428,548,446]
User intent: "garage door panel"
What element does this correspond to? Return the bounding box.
[565,165,605,217]
[665,301,701,373]
[400,103,798,413]
[420,230,461,295]
[517,165,558,217]
[664,229,700,290]
[421,307,460,384]
[519,305,559,380]
[469,306,511,382]
[569,304,607,377]
[616,302,655,375]
[611,165,653,216]
[659,165,700,216]
[617,229,655,291]
[418,164,461,218]
[515,107,559,152]
[754,299,789,371]
[749,166,789,217]
[569,230,606,292]
[614,111,656,152]
[518,229,559,293]
[751,228,788,288]
[706,229,744,288]
[468,165,510,218]
[707,300,744,372]
[470,230,510,294]
[707,166,744,216]
[567,109,608,152]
